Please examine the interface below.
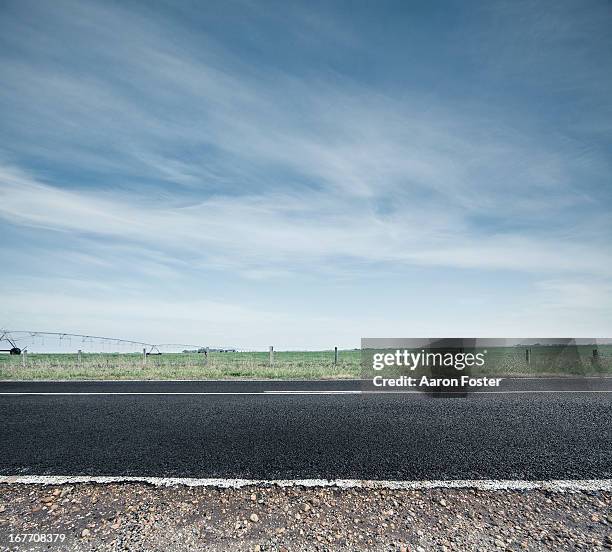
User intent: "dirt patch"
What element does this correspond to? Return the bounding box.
[0,483,611,551]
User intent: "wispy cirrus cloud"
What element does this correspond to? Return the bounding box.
[1,163,610,278]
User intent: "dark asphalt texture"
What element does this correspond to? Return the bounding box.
[1,380,611,480]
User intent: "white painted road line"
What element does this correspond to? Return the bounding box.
[0,392,362,395]
[2,377,612,383]
[1,390,612,395]
[263,390,361,394]
[1,475,611,492]
[265,390,612,394]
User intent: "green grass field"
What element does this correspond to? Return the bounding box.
[0,350,361,380]
[0,346,610,380]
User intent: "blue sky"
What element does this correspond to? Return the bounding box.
[1,0,611,349]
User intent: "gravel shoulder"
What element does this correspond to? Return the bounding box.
[1,483,611,551]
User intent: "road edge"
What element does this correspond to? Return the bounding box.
[1,476,611,492]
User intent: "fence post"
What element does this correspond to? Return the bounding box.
[204,347,209,366]
[143,347,147,367]
[78,349,82,368]
[525,348,530,365]
[334,346,338,365]
[593,348,599,359]
[22,350,26,368]
[269,346,274,366]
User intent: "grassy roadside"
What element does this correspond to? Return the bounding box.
[0,348,610,380]
[0,352,361,380]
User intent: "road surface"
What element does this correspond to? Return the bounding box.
[1,379,611,481]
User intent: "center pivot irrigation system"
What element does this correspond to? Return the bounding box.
[0,330,217,355]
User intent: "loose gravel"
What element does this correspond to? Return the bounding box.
[1,484,611,551]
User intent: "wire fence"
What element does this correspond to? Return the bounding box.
[480,345,612,374]
[0,351,362,380]
[0,330,361,379]
[1,330,611,379]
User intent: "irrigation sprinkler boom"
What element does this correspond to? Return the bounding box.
[0,330,209,355]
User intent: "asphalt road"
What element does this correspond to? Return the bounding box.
[1,379,611,481]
